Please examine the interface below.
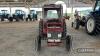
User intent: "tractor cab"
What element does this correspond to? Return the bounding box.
[92,0,100,14]
[30,10,35,15]
[30,10,37,20]
[0,10,9,21]
[42,4,64,36]
[1,10,9,16]
[13,10,25,21]
[14,10,25,16]
[43,4,63,19]
[1,10,8,14]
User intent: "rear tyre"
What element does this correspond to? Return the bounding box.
[85,16,100,35]
[62,22,67,38]
[26,18,28,21]
[71,22,73,27]
[65,35,71,51]
[1,18,4,21]
[8,17,13,22]
[16,18,19,22]
[36,36,41,51]
[73,19,80,29]
[39,21,43,37]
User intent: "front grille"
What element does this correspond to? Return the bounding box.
[47,32,61,39]
[51,32,58,39]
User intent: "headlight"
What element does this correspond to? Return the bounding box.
[58,33,62,38]
[47,33,51,37]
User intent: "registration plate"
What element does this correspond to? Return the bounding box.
[47,39,61,42]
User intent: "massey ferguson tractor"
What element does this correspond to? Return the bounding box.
[72,0,100,35]
[35,4,71,51]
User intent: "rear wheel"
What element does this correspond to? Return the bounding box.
[1,18,4,21]
[39,21,43,37]
[86,16,100,35]
[71,22,74,27]
[35,36,41,51]
[73,19,80,29]
[62,22,67,37]
[65,35,71,51]
[15,18,19,22]
[35,21,43,51]
[8,17,13,22]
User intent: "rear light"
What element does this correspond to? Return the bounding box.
[58,33,62,38]
[47,33,51,37]
[47,32,62,38]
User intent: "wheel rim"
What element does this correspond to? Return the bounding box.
[87,18,95,33]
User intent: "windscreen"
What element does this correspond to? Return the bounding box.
[46,10,58,19]
[43,8,62,19]
[2,10,7,14]
[16,10,21,14]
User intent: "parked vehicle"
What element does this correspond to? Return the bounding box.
[0,10,9,21]
[35,4,71,51]
[13,10,25,21]
[72,0,100,35]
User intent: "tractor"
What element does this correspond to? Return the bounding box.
[30,10,37,21]
[72,0,100,35]
[0,10,9,21]
[13,10,25,21]
[35,4,71,51]
[71,10,88,29]
[26,10,37,21]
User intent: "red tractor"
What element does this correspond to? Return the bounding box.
[36,4,71,51]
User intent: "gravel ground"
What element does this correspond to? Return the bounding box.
[0,20,100,56]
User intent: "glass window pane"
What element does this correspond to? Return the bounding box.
[46,10,58,19]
